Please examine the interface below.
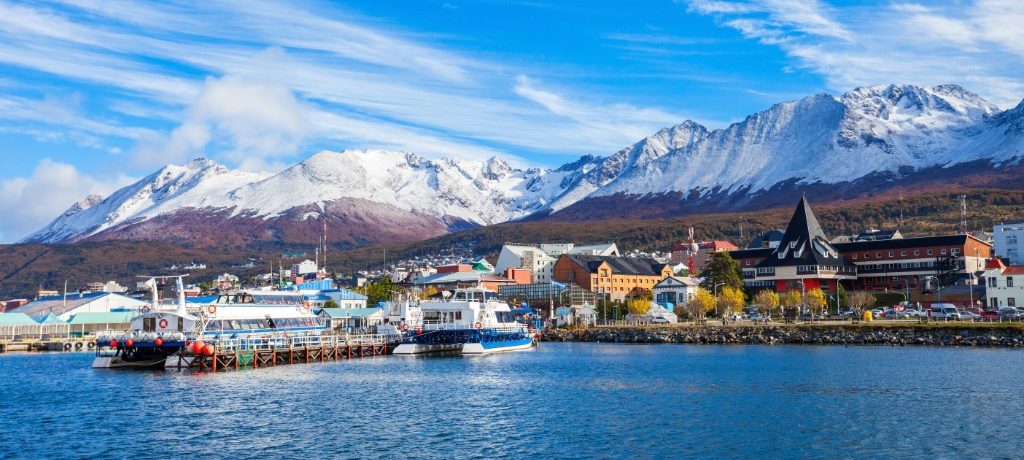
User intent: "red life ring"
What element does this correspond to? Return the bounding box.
[207,304,217,314]
[474,322,483,329]
[158,318,169,328]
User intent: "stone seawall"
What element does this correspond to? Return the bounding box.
[542,325,1024,348]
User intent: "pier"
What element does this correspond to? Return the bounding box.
[163,333,399,372]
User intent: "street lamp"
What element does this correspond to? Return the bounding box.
[924,275,942,304]
[713,282,725,316]
[967,273,976,311]
[796,280,806,317]
[62,276,74,314]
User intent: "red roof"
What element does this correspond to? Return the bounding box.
[985,258,1006,270]
[702,240,738,251]
[1004,266,1024,275]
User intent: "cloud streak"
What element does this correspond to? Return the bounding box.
[687,0,1024,107]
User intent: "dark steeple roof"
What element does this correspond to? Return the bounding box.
[757,197,853,269]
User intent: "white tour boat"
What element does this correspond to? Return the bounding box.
[393,287,537,355]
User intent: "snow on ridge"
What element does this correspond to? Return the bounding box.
[23,83,1024,244]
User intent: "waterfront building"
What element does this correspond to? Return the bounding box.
[497,282,600,308]
[731,197,994,296]
[736,197,857,294]
[746,229,785,249]
[652,276,700,307]
[982,258,1024,308]
[412,264,519,291]
[494,242,619,284]
[994,222,1024,265]
[10,292,148,321]
[552,254,672,302]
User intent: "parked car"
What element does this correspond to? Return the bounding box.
[998,307,1021,319]
[960,311,981,321]
[930,304,961,320]
[903,308,925,318]
[980,309,1000,319]
[651,317,671,324]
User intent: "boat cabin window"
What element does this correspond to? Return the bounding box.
[494,311,512,323]
[143,317,155,331]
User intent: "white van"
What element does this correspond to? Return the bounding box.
[930,303,961,320]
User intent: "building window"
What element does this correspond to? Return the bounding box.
[864,252,870,259]
[1010,298,1017,307]
[600,269,609,277]
[888,251,894,257]
[852,254,857,260]
[991,297,999,307]
[1008,235,1019,245]
[900,251,906,257]
[927,249,933,255]
[988,277,997,288]
[951,248,960,256]
[876,252,881,258]
[940,249,947,255]
[1009,277,1015,288]
[914,250,920,256]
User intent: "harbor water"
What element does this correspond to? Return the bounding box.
[2,343,1023,459]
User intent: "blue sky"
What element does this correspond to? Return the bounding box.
[0,0,1023,242]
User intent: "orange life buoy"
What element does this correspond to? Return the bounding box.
[474,322,483,329]
[302,301,311,311]
[207,304,217,314]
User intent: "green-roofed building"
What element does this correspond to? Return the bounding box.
[66,311,135,336]
[0,313,69,339]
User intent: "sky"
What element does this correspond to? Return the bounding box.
[0,0,1023,242]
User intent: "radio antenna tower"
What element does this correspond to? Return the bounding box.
[958,195,969,235]
[687,227,697,276]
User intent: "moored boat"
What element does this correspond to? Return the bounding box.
[393,287,537,355]
[92,276,326,369]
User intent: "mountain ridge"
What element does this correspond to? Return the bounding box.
[23,83,1024,247]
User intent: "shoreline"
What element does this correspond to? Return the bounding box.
[541,323,1024,348]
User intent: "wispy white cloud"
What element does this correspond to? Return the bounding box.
[0,159,135,242]
[0,0,686,169]
[687,0,1024,107]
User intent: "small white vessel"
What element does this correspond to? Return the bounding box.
[393,287,536,355]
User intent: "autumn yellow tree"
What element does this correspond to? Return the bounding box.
[781,290,803,313]
[805,288,827,315]
[687,288,716,320]
[717,286,746,316]
[753,289,780,315]
[418,286,440,300]
[627,298,651,316]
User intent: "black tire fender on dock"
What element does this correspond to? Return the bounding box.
[63,342,72,351]
[87,342,95,349]
[75,342,83,350]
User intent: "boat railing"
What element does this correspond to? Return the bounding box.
[207,333,395,353]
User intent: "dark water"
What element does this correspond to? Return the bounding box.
[1,344,1023,459]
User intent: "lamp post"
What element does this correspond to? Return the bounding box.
[62,276,74,314]
[713,282,725,316]
[796,280,806,318]
[925,275,942,304]
[967,273,975,311]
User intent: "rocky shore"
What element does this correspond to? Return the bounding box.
[541,324,1024,348]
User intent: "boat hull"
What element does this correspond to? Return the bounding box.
[461,337,535,355]
[393,342,464,355]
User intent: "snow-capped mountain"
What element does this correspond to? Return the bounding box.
[22,150,584,245]
[24,83,1024,246]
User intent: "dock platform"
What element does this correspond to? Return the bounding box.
[165,334,399,372]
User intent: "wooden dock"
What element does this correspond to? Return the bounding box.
[167,334,398,372]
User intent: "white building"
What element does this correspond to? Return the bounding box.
[652,276,701,307]
[994,223,1024,265]
[10,292,148,321]
[292,259,318,276]
[494,242,619,283]
[982,259,1024,308]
